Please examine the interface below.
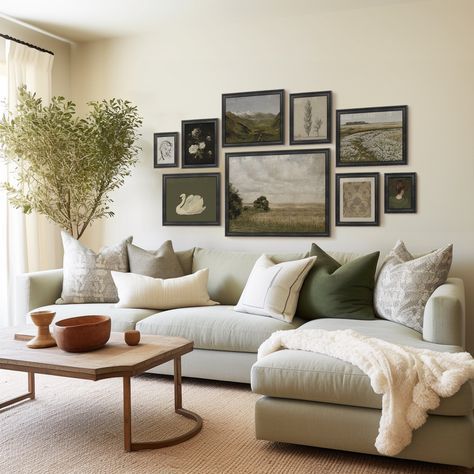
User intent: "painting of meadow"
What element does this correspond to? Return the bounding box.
[336,106,407,166]
[225,150,329,236]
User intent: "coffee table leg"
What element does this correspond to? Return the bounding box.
[123,376,132,452]
[0,371,35,409]
[121,357,203,452]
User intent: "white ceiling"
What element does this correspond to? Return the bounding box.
[0,0,423,43]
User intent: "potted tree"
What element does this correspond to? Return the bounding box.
[0,86,142,239]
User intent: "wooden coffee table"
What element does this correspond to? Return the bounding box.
[0,331,203,451]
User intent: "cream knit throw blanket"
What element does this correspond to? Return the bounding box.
[258,329,474,456]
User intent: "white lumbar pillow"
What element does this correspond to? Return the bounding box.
[111,268,218,310]
[234,255,317,322]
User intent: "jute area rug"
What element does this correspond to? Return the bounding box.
[0,371,471,474]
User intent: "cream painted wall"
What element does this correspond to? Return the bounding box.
[71,0,474,353]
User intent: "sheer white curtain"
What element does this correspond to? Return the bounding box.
[0,40,57,327]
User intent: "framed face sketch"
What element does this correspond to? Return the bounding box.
[336,173,379,226]
[162,173,220,225]
[181,119,218,168]
[226,149,330,236]
[153,132,178,168]
[384,172,417,213]
[336,105,408,166]
[290,91,332,144]
[222,89,284,147]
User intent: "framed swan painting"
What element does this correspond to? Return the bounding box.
[162,173,220,225]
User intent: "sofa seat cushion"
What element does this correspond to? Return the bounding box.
[136,305,305,353]
[251,318,472,416]
[34,304,157,332]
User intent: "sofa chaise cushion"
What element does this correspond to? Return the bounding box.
[136,305,305,352]
[33,304,157,332]
[251,318,471,417]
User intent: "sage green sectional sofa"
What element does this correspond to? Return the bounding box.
[16,247,472,467]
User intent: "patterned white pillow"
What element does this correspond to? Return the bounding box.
[374,240,452,332]
[234,254,316,323]
[57,232,132,304]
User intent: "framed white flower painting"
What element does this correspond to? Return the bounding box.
[181,118,218,168]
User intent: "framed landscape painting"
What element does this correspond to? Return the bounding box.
[181,119,218,168]
[385,172,417,213]
[290,91,332,144]
[222,89,284,147]
[153,132,178,168]
[163,173,220,226]
[336,173,379,226]
[225,149,330,236]
[336,105,407,166]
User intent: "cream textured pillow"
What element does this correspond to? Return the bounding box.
[57,232,132,304]
[374,240,453,332]
[111,268,218,310]
[234,255,317,322]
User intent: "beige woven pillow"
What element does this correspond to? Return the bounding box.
[234,255,316,323]
[111,269,218,310]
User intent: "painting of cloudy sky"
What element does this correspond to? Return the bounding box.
[226,151,329,236]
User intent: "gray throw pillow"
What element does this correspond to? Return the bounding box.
[127,241,184,279]
[374,240,453,332]
[57,232,132,304]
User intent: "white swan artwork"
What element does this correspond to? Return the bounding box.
[176,194,206,215]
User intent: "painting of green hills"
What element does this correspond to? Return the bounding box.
[223,90,284,146]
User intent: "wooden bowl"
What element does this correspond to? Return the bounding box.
[54,315,111,353]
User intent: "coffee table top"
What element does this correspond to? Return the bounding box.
[0,331,193,381]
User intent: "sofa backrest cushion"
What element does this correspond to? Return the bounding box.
[192,248,308,305]
[176,248,195,275]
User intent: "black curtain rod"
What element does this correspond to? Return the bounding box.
[0,33,54,56]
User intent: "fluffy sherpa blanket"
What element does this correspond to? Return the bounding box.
[258,329,474,456]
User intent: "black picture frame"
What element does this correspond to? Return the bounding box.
[225,149,330,237]
[289,91,332,145]
[181,119,218,168]
[153,132,178,168]
[336,105,408,167]
[336,172,379,226]
[163,173,220,226]
[384,172,417,213]
[222,89,284,147]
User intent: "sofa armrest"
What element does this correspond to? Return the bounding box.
[423,278,465,348]
[15,269,63,324]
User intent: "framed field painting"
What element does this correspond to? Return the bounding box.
[225,149,330,237]
[153,132,178,168]
[222,89,284,147]
[384,172,417,213]
[336,173,379,226]
[163,173,220,226]
[336,105,407,166]
[181,119,218,168]
[290,91,332,144]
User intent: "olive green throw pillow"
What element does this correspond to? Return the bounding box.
[296,244,380,320]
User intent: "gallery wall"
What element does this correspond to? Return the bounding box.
[70,0,474,353]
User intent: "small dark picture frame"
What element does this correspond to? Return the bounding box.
[384,172,417,213]
[163,173,220,226]
[290,91,332,144]
[153,132,178,168]
[336,173,379,226]
[336,105,408,167]
[222,89,284,147]
[181,119,218,168]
